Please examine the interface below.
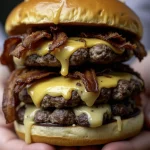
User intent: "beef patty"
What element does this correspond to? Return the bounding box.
[16,99,135,127]
[19,78,143,108]
[25,44,133,67]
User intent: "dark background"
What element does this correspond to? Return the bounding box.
[0,0,22,25]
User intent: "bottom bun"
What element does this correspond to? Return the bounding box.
[14,111,144,146]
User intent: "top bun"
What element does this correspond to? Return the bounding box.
[6,0,143,38]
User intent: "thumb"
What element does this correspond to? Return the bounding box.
[22,143,56,150]
[143,96,150,129]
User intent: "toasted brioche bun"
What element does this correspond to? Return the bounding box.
[6,0,142,38]
[14,111,144,146]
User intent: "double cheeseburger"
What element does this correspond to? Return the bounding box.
[0,0,147,146]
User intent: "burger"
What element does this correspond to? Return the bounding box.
[0,0,147,146]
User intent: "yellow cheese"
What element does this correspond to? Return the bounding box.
[74,104,111,128]
[28,72,132,108]
[113,116,122,131]
[23,105,39,144]
[51,40,85,76]
[22,104,111,141]
[32,41,51,56]
[70,38,124,54]
[30,38,124,57]
[13,57,25,68]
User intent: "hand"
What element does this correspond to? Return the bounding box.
[0,53,150,150]
[0,65,55,150]
[101,53,150,150]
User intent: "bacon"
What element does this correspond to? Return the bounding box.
[10,43,26,58]
[2,69,23,123]
[81,32,136,51]
[49,32,68,51]
[94,32,126,43]
[22,31,51,49]
[10,31,51,59]
[15,69,57,93]
[81,32,125,42]
[81,32,148,60]
[67,69,99,92]
[3,69,57,123]
[0,36,23,71]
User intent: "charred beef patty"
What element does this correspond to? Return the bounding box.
[25,45,133,67]
[19,78,143,108]
[1,27,146,72]
[16,99,135,127]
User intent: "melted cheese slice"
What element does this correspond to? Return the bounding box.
[51,40,85,76]
[22,104,111,143]
[13,57,25,68]
[113,116,122,131]
[27,38,124,76]
[70,38,123,54]
[28,72,132,108]
[23,105,39,144]
[74,104,111,128]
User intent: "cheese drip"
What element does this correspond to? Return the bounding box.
[28,72,132,108]
[113,116,122,131]
[51,40,85,76]
[74,104,111,128]
[13,57,25,68]
[23,105,39,144]
[27,38,124,76]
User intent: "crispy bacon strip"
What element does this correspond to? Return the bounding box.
[22,31,51,49]
[3,69,57,123]
[81,32,136,51]
[15,69,57,93]
[68,69,99,92]
[10,31,51,59]
[81,32,148,60]
[81,32,125,42]
[94,32,126,43]
[10,43,26,58]
[0,36,23,71]
[2,69,23,123]
[49,32,68,51]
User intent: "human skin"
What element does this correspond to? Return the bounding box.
[0,53,150,150]
[102,53,150,150]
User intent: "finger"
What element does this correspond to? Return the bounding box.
[102,131,150,150]
[143,96,150,129]
[80,145,102,150]
[0,125,56,150]
[102,141,133,150]
[131,131,150,150]
[22,143,56,150]
[56,145,102,150]
[132,53,150,96]
[57,147,78,150]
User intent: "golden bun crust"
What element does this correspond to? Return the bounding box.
[6,0,142,38]
[14,111,144,146]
